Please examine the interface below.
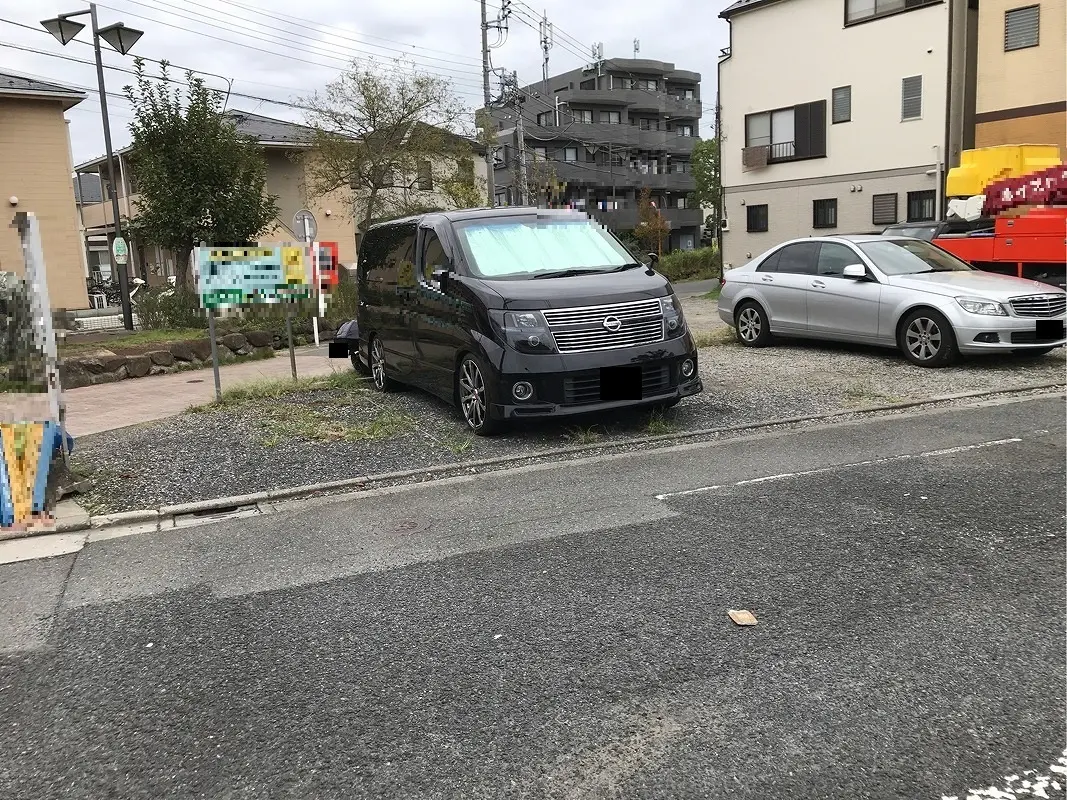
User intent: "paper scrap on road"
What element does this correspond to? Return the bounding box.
[728,609,757,626]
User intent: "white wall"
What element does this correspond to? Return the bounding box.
[720,0,951,189]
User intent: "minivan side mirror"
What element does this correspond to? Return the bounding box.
[431,266,450,290]
[842,264,868,280]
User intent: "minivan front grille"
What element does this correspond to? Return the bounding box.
[1009,294,1067,317]
[562,363,675,406]
[543,299,664,353]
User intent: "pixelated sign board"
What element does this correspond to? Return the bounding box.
[984,166,1067,215]
[194,244,339,310]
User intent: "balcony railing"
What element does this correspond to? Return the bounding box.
[741,141,797,171]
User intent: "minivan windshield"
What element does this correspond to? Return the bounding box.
[454,218,638,279]
[858,238,974,275]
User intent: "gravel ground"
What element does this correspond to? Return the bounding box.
[73,336,1065,514]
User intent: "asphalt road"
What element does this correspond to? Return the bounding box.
[1,394,1064,800]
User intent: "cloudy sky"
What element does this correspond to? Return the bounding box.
[1,0,729,165]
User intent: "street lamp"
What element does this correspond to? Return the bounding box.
[42,4,143,331]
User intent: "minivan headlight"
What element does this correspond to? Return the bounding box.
[956,296,1008,316]
[488,310,558,354]
[660,295,687,338]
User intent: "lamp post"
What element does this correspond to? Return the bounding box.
[42,4,143,331]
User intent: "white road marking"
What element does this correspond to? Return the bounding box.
[942,749,1067,799]
[654,438,1024,500]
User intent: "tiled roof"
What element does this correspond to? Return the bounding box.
[0,72,85,96]
[719,0,781,18]
[224,109,317,145]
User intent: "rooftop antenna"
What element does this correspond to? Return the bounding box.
[633,38,640,59]
[540,12,553,97]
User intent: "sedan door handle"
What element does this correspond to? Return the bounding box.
[811,279,826,288]
[761,276,774,283]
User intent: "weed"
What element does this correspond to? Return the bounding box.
[191,369,369,412]
[646,410,678,436]
[59,328,207,356]
[843,382,904,407]
[699,287,722,301]
[691,327,736,349]
[440,433,475,456]
[566,425,602,445]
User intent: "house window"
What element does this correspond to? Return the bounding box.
[532,147,547,161]
[845,0,940,25]
[684,89,695,100]
[572,109,593,124]
[678,124,693,137]
[640,79,658,91]
[615,77,632,90]
[872,193,899,225]
[563,147,578,162]
[746,102,828,162]
[901,75,923,120]
[676,196,687,209]
[580,78,596,90]
[601,110,621,124]
[609,152,625,166]
[536,111,553,126]
[673,161,690,173]
[747,204,769,233]
[832,86,851,123]
[813,198,838,229]
[417,161,433,191]
[1004,5,1040,50]
[907,190,936,221]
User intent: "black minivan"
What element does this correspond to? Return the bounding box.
[347,207,702,435]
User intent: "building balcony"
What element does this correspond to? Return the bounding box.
[523,123,697,155]
[741,142,798,171]
[531,160,696,191]
[557,88,702,118]
[590,206,703,231]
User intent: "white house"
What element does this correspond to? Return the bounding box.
[717,0,978,267]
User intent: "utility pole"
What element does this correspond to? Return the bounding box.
[480,0,496,206]
[540,14,553,97]
[508,72,530,207]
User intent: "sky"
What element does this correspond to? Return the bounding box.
[0,0,729,166]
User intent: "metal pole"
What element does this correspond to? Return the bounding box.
[90,3,133,331]
[515,97,529,207]
[480,0,496,207]
[285,312,297,380]
[207,308,222,401]
[304,218,319,347]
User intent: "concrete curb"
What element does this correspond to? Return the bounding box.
[18,381,1065,542]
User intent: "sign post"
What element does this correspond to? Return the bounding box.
[295,210,320,349]
[112,236,129,267]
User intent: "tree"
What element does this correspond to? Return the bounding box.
[691,138,721,217]
[302,59,479,232]
[123,59,279,288]
[635,187,671,256]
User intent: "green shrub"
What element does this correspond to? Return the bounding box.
[656,247,721,283]
[133,288,208,330]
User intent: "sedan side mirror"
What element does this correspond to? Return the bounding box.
[647,252,659,267]
[842,264,868,280]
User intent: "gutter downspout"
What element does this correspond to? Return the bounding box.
[66,119,92,309]
[942,0,955,220]
[933,144,943,221]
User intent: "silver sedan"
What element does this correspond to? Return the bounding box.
[717,235,1067,367]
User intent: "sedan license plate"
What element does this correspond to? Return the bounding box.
[601,365,642,402]
[1036,319,1065,340]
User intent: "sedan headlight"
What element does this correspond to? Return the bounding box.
[956,296,1008,316]
[660,295,687,338]
[488,310,557,354]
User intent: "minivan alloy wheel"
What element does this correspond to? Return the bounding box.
[371,337,387,389]
[904,316,943,362]
[459,358,487,430]
[737,307,762,342]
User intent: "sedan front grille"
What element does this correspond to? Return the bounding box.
[1009,294,1067,317]
[543,299,664,354]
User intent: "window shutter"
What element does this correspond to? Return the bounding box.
[901,76,923,120]
[1004,5,1039,50]
[832,86,851,123]
[793,101,826,159]
[872,193,898,225]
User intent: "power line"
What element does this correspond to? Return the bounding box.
[99,0,488,92]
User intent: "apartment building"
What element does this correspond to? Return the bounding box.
[488,59,704,251]
[0,73,89,310]
[75,110,486,286]
[718,0,978,267]
[973,0,1066,149]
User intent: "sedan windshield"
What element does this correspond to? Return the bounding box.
[858,239,974,275]
[454,218,636,279]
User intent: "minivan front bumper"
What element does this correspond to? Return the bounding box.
[487,337,702,420]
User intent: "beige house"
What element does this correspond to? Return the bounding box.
[973,0,1066,150]
[74,110,487,285]
[718,0,979,267]
[0,73,90,310]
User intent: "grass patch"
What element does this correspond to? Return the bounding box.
[440,432,475,457]
[646,409,678,436]
[699,287,721,301]
[691,327,736,349]
[59,328,206,355]
[565,425,603,445]
[190,370,369,412]
[257,405,415,447]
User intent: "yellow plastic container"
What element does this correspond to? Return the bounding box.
[946,144,1063,198]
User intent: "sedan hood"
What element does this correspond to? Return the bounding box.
[476,268,672,310]
[886,271,1064,300]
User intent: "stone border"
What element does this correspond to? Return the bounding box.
[57,326,338,389]
[4,381,1057,544]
